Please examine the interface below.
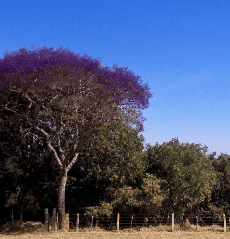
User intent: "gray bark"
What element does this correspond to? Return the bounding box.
[58,166,68,229]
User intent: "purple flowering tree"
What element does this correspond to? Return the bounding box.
[0,46,152,228]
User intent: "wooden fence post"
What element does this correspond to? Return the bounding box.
[52,208,57,231]
[91,216,94,227]
[45,208,49,231]
[130,215,133,229]
[96,214,99,227]
[11,210,14,222]
[223,214,226,233]
[117,213,120,232]
[57,213,59,229]
[65,213,69,232]
[196,216,198,230]
[171,213,174,232]
[76,213,79,231]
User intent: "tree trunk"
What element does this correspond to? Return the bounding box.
[58,167,68,229]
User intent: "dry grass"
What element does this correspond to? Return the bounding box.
[1,221,230,239]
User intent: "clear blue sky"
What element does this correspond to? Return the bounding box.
[1,0,229,157]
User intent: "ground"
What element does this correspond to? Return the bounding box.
[1,231,230,239]
[1,222,230,239]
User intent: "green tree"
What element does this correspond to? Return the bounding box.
[84,173,165,218]
[210,153,230,211]
[66,120,147,209]
[0,46,152,228]
[0,118,147,220]
[0,120,60,219]
[146,138,217,218]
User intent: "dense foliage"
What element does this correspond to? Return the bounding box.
[146,138,217,218]
[0,119,148,219]
[0,120,60,218]
[209,153,230,212]
[0,123,228,223]
[84,173,165,218]
[65,120,148,209]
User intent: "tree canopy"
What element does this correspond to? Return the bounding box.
[146,138,217,218]
[66,120,147,207]
[210,153,230,211]
[0,46,152,228]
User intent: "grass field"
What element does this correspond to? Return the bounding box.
[1,221,230,239]
[1,231,230,239]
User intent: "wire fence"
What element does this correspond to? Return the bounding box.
[1,209,229,232]
[63,212,229,232]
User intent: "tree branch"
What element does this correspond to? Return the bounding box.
[67,153,79,172]
[57,134,65,155]
[47,95,59,107]
[27,120,63,170]
[73,127,79,150]
[22,91,48,112]
[38,119,57,133]
[1,105,20,115]
[2,88,66,170]
[64,126,99,163]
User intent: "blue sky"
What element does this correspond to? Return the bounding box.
[1,0,229,157]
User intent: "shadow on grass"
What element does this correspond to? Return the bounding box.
[0,220,47,235]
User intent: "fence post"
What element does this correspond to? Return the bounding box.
[196,216,198,230]
[45,208,49,231]
[52,208,57,231]
[91,216,94,227]
[171,213,174,232]
[65,213,69,232]
[11,210,14,222]
[130,215,133,229]
[223,214,226,233]
[117,213,120,232]
[96,214,99,227]
[76,213,79,231]
[57,213,59,229]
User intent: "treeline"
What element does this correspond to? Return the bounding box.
[0,46,229,224]
[1,119,230,221]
